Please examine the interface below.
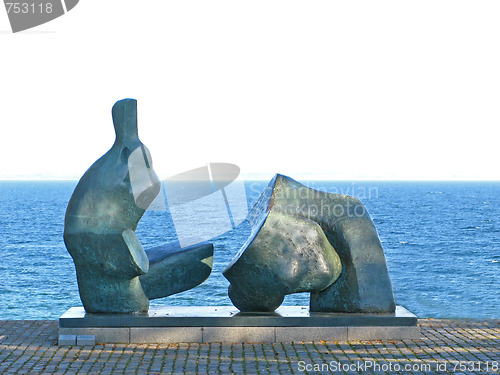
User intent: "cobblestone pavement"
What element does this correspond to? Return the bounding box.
[0,319,498,374]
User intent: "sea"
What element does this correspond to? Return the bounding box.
[0,180,498,320]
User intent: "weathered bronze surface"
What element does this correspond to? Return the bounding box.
[64,99,213,313]
[224,174,395,313]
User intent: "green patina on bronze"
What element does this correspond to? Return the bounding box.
[224,174,396,313]
[64,99,213,314]
[224,210,342,312]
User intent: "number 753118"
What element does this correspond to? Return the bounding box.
[5,2,53,14]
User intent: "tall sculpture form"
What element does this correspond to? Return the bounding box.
[224,174,395,313]
[64,99,213,313]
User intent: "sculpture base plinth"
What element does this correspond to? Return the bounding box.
[58,306,419,344]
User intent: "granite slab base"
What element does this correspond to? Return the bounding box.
[58,306,419,344]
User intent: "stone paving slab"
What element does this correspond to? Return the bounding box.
[0,319,498,374]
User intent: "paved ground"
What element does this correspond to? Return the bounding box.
[0,319,498,374]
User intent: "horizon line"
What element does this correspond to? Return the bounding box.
[2,177,500,182]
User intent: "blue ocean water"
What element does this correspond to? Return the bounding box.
[0,180,498,320]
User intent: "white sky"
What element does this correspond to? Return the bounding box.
[1,1,499,181]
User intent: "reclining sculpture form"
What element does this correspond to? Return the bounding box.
[64,98,213,313]
[223,174,396,313]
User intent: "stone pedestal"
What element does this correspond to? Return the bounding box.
[58,306,419,345]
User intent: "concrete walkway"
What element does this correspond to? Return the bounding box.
[0,319,498,374]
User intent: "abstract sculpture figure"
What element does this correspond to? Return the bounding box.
[224,174,396,313]
[223,210,342,312]
[64,99,213,313]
